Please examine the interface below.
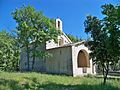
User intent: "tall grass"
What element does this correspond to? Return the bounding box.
[0,72,119,90]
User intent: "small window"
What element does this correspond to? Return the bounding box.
[60,50,62,55]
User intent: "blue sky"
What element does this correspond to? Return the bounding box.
[0,0,119,39]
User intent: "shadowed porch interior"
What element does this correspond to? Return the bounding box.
[77,50,90,67]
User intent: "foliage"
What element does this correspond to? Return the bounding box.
[0,30,19,71]
[12,5,60,70]
[66,33,82,42]
[111,60,120,71]
[0,72,120,90]
[84,4,120,85]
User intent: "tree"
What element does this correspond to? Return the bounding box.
[12,5,60,70]
[66,34,82,42]
[0,30,19,71]
[84,4,120,85]
[111,60,120,71]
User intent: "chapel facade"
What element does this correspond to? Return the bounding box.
[20,18,96,76]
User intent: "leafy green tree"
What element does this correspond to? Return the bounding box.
[0,30,19,71]
[111,60,120,71]
[84,4,120,85]
[12,5,60,70]
[66,34,82,42]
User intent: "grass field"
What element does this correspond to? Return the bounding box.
[0,72,120,90]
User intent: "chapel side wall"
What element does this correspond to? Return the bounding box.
[32,43,46,72]
[19,43,46,71]
[46,46,73,75]
[19,47,28,71]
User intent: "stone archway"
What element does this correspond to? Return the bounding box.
[77,49,90,68]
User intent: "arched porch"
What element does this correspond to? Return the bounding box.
[77,49,90,68]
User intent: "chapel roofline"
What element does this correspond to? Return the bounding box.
[46,40,86,50]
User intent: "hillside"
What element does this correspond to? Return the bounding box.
[0,72,120,90]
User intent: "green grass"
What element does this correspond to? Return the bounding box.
[0,72,120,90]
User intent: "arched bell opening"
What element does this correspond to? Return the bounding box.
[58,21,60,29]
[77,49,90,68]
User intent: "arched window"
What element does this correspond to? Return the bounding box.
[59,37,64,46]
[77,50,90,67]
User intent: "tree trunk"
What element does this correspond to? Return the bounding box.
[32,50,35,70]
[32,43,36,70]
[26,45,30,71]
[103,63,109,85]
[103,69,108,85]
[103,67,105,77]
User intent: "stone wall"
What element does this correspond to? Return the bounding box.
[20,45,73,75]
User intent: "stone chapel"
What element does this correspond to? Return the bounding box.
[20,18,96,76]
